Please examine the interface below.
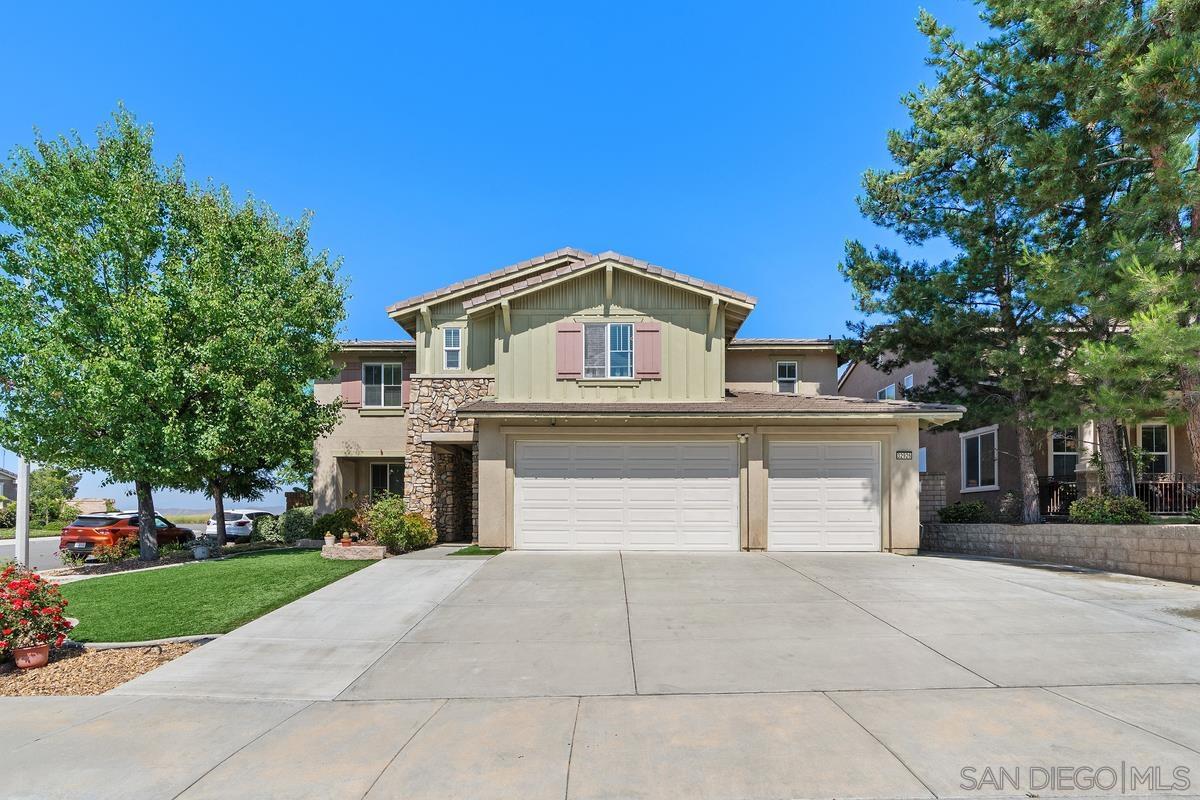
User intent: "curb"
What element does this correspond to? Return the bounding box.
[67,633,223,651]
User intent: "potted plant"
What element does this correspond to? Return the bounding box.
[0,564,72,670]
[189,534,217,560]
[340,533,352,547]
[324,533,336,547]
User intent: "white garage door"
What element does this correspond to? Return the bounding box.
[768,441,881,551]
[515,441,739,550]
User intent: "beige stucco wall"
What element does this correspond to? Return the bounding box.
[725,349,839,395]
[475,416,922,554]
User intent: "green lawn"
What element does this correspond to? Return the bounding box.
[60,550,373,643]
[0,528,64,539]
[449,545,505,556]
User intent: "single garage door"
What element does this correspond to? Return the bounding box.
[514,441,739,550]
[768,441,881,551]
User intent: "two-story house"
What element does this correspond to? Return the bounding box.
[839,359,1198,518]
[314,248,962,552]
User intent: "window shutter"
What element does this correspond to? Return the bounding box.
[401,367,411,405]
[340,366,361,409]
[634,322,662,379]
[556,322,583,379]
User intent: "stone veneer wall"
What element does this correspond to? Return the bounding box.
[404,376,495,541]
[918,472,947,524]
[923,522,1200,584]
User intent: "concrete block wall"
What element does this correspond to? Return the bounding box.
[922,522,1200,584]
[919,472,946,524]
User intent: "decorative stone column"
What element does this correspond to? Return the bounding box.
[404,376,495,541]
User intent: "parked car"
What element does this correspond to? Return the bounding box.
[205,509,275,542]
[59,512,194,557]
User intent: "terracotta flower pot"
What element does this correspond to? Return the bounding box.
[13,644,50,670]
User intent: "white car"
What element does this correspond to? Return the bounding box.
[205,509,275,541]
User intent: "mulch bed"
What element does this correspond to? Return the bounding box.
[0,643,196,696]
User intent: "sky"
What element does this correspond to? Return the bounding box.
[0,0,989,512]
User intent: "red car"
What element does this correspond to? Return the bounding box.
[59,512,194,557]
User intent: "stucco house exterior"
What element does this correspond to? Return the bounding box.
[838,359,1198,518]
[0,466,15,506]
[313,248,962,552]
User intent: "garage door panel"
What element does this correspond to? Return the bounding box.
[515,441,739,550]
[768,441,881,552]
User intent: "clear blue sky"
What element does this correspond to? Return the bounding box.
[1,1,987,512]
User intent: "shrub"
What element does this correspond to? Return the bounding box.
[277,506,315,543]
[1187,506,1200,524]
[0,505,16,529]
[55,548,87,568]
[0,564,73,655]
[312,508,358,540]
[937,501,993,524]
[362,496,437,554]
[1069,494,1150,525]
[251,513,283,543]
[92,537,138,563]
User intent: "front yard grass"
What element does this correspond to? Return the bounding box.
[60,550,372,643]
[0,528,64,539]
[449,545,505,556]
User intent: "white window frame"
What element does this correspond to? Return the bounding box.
[582,321,635,379]
[443,327,463,371]
[369,462,405,499]
[1137,421,1173,474]
[903,374,915,391]
[1047,427,1079,479]
[960,424,1000,493]
[361,362,404,408]
[775,361,798,394]
[877,383,897,400]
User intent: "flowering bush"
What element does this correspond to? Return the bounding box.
[0,564,72,654]
[92,537,138,563]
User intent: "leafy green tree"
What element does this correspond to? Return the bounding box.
[841,12,1078,523]
[28,467,80,525]
[163,185,344,545]
[981,0,1200,477]
[0,108,346,557]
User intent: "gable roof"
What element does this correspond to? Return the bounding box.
[460,250,757,312]
[386,248,591,318]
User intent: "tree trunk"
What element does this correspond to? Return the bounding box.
[1094,418,1133,495]
[1015,416,1042,524]
[1181,363,1200,476]
[134,479,159,561]
[211,480,227,548]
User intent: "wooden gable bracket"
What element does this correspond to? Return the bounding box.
[708,295,720,335]
[605,263,614,305]
[419,306,432,372]
[500,299,511,335]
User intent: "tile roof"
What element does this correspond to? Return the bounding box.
[338,339,415,349]
[386,248,592,315]
[456,390,963,418]
[460,250,757,311]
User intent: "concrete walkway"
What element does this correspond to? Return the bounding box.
[6,551,1200,798]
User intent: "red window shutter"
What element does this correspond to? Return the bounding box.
[556,322,583,379]
[340,366,361,408]
[634,322,662,379]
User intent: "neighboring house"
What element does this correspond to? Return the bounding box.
[67,498,113,515]
[313,248,962,552]
[838,359,1198,517]
[0,467,15,505]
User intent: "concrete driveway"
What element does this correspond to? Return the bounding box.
[6,550,1200,799]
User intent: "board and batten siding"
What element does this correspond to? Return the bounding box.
[413,300,498,375]
[495,270,726,401]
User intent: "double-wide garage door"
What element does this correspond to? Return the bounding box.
[513,439,882,551]
[514,441,740,550]
[768,441,881,551]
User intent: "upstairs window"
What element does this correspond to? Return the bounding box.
[362,363,403,407]
[1138,423,1171,474]
[776,361,798,393]
[877,383,897,400]
[583,322,634,379]
[961,426,998,491]
[903,374,915,392]
[1050,428,1078,479]
[443,328,462,370]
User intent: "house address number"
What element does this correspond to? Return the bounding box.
[895,450,913,460]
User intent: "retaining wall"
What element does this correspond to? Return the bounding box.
[922,522,1200,584]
